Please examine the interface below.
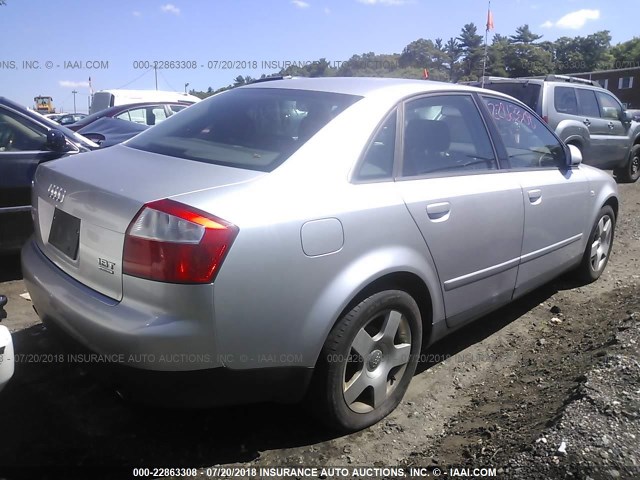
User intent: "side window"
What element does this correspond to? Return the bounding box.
[576,89,600,118]
[481,95,565,169]
[554,87,578,115]
[0,108,47,152]
[402,95,496,177]
[356,110,396,181]
[150,107,167,125]
[169,105,187,114]
[596,91,622,120]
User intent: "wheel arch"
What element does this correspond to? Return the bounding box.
[333,271,435,348]
[306,253,443,370]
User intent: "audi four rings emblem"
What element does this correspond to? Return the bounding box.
[47,184,66,203]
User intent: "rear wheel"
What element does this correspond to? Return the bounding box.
[614,144,640,183]
[575,205,615,283]
[312,290,422,432]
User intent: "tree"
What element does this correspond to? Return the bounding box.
[443,37,463,82]
[611,37,640,70]
[503,44,554,77]
[509,25,543,44]
[457,23,484,81]
[486,34,510,77]
[580,31,614,71]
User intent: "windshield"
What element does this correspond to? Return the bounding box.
[483,82,542,115]
[126,87,361,172]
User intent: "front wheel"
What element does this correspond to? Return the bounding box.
[614,144,640,183]
[575,205,615,283]
[312,290,422,432]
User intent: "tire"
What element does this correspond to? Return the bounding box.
[575,205,615,283]
[311,290,422,432]
[614,144,640,183]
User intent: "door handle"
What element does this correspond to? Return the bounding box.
[527,189,542,204]
[426,202,451,221]
[583,119,591,127]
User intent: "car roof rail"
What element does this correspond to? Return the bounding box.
[543,74,597,86]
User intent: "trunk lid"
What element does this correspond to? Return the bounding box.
[32,145,263,300]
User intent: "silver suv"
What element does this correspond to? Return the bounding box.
[479,75,640,183]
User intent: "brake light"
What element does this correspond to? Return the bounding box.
[123,199,238,284]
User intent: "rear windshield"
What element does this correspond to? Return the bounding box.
[126,88,362,172]
[483,83,542,115]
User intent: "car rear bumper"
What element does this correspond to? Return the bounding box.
[21,239,313,405]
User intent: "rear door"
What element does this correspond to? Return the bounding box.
[0,105,63,250]
[395,93,524,328]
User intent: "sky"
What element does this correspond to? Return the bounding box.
[0,0,637,113]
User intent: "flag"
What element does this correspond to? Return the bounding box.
[423,68,430,80]
[486,8,494,31]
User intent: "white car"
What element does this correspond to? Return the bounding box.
[0,296,14,392]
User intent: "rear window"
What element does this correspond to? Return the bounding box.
[483,83,542,115]
[127,88,361,172]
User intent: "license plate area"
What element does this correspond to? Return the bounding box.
[48,208,80,260]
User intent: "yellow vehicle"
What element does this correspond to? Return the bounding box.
[34,95,55,114]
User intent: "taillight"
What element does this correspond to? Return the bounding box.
[123,199,238,284]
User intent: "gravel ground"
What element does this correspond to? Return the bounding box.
[0,178,638,480]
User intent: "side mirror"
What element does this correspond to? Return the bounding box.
[568,144,582,166]
[46,129,67,152]
[622,111,634,123]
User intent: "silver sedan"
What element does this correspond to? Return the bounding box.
[22,77,618,431]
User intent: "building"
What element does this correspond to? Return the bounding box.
[572,67,640,109]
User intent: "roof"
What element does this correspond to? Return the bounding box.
[240,76,491,98]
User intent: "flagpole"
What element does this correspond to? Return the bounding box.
[482,0,491,88]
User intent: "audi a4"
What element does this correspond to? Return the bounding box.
[22,77,618,431]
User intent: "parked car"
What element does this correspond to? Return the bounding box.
[627,109,640,122]
[0,295,14,393]
[22,77,618,432]
[89,89,200,114]
[66,101,191,132]
[43,113,63,122]
[77,117,148,147]
[0,97,97,252]
[55,113,87,126]
[475,75,640,183]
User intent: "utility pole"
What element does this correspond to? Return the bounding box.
[71,90,78,113]
[154,66,158,90]
[184,82,189,93]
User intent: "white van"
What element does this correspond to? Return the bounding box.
[90,89,200,114]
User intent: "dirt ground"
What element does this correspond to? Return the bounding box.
[0,178,638,480]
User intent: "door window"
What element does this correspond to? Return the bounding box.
[401,95,497,177]
[116,106,168,126]
[576,89,600,118]
[356,110,396,181]
[596,91,623,120]
[0,108,47,152]
[481,95,565,169]
[554,87,578,115]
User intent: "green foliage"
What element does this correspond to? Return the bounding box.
[509,25,543,44]
[611,37,640,69]
[189,26,640,96]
